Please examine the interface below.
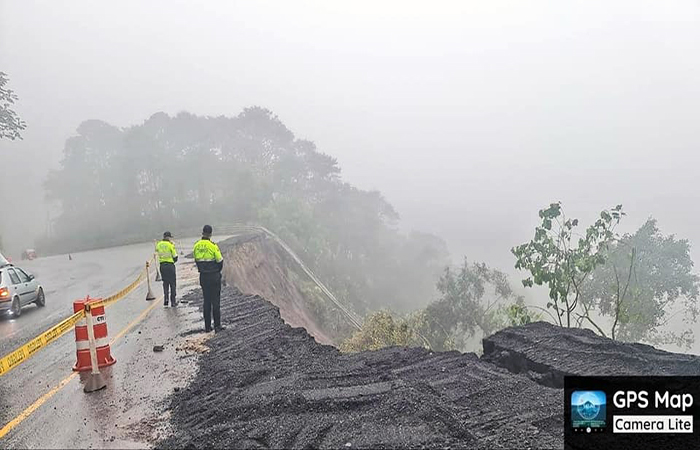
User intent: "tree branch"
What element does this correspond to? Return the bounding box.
[522,305,559,324]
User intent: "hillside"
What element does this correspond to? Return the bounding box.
[218,230,361,346]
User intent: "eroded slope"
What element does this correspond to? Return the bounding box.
[219,233,342,346]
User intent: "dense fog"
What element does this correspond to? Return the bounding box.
[2,1,700,351]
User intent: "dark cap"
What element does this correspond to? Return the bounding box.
[202,225,213,235]
[163,231,173,238]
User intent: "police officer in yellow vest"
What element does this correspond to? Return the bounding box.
[193,225,224,332]
[156,231,178,307]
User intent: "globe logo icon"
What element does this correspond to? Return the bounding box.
[571,390,606,430]
[578,399,600,420]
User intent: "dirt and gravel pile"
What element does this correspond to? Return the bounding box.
[158,287,563,449]
[482,321,700,388]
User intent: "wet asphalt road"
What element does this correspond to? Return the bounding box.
[0,237,210,448]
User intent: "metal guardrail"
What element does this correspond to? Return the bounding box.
[215,224,364,331]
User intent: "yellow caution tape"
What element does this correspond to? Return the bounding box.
[0,263,151,377]
[95,269,146,309]
[0,310,85,377]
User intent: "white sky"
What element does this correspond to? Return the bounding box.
[1,0,700,275]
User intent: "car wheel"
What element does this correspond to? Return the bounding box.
[11,297,21,317]
[35,288,46,307]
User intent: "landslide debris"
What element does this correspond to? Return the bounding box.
[158,287,562,449]
[482,321,700,388]
[217,233,349,346]
[158,238,700,449]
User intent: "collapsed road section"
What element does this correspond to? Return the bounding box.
[152,232,700,449]
[158,287,563,449]
[157,232,700,449]
[482,322,700,388]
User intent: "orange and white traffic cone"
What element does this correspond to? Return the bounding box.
[73,297,116,373]
[83,301,107,393]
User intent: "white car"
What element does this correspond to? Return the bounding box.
[0,262,45,317]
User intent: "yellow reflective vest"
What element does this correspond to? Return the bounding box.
[156,240,178,264]
[193,238,223,273]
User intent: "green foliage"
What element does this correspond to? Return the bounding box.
[0,72,26,140]
[341,260,530,353]
[418,259,524,351]
[340,310,425,352]
[297,276,357,342]
[512,202,624,332]
[584,218,700,348]
[498,298,542,327]
[43,109,450,316]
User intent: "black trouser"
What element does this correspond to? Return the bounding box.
[200,272,222,330]
[160,262,177,305]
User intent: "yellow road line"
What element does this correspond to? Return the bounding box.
[0,268,148,378]
[0,296,163,440]
[0,372,78,438]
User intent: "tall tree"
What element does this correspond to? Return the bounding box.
[584,219,700,348]
[421,259,524,351]
[512,202,625,332]
[44,109,448,318]
[0,72,26,140]
[340,257,537,353]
